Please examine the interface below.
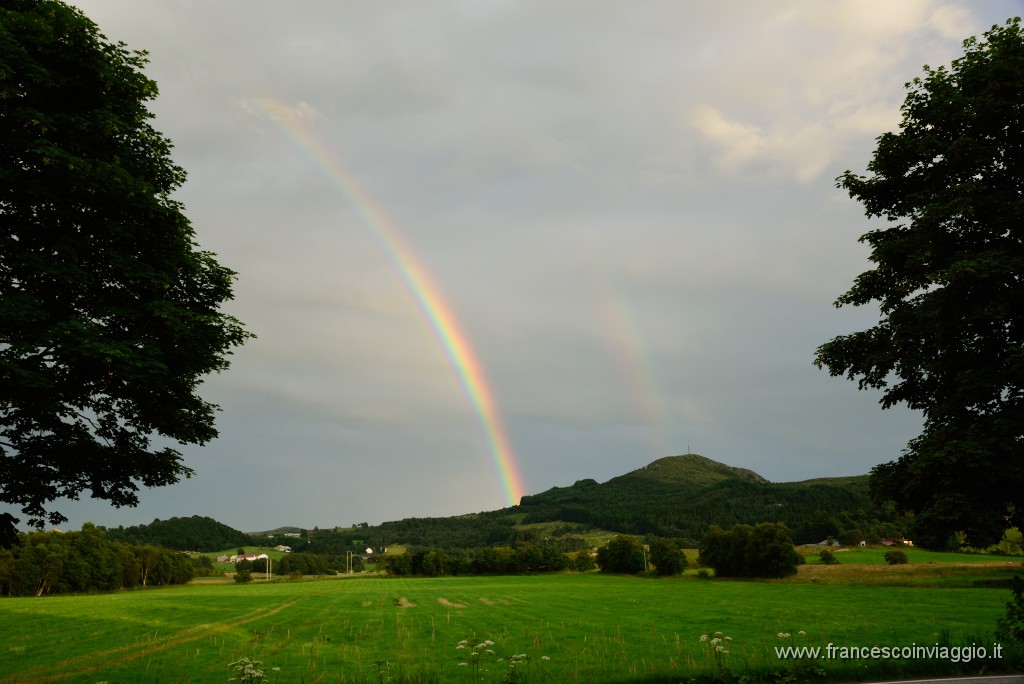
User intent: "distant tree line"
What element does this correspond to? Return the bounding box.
[381,535,698,578]
[382,541,595,577]
[262,519,593,558]
[269,516,522,556]
[233,552,363,577]
[0,524,195,596]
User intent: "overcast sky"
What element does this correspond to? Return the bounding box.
[22,0,1024,533]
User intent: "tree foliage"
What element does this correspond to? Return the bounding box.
[648,536,686,576]
[0,1,252,544]
[818,549,839,565]
[596,535,646,574]
[814,18,1024,549]
[382,541,576,577]
[517,459,905,546]
[0,523,192,596]
[698,523,803,579]
[883,549,909,566]
[997,575,1024,646]
[276,552,339,576]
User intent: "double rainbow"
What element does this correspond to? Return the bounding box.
[247,99,525,507]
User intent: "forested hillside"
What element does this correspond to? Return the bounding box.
[269,515,521,555]
[103,515,253,552]
[264,456,905,551]
[73,456,905,555]
[516,455,906,545]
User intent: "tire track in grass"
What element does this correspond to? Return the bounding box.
[8,594,310,683]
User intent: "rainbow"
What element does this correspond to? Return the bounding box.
[601,291,674,456]
[594,276,698,459]
[246,98,525,506]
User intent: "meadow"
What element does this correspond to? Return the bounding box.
[1,562,1022,684]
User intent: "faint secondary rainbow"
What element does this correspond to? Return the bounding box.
[247,98,525,506]
[601,291,674,456]
[594,277,699,458]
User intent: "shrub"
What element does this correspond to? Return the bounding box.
[997,575,1024,645]
[818,549,839,565]
[234,568,253,583]
[884,549,909,565]
[570,550,596,572]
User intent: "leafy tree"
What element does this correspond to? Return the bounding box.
[277,552,333,576]
[818,549,839,565]
[134,545,162,587]
[813,18,1024,550]
[383,552,412,576]
[596,535,646,574]
[648,537,686,576]
[699,523,803,579]
[191,554,222,578]
[0,524,190,595]
[0,1,252,545]
[569,549,596,572]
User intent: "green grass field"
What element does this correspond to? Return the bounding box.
[1,565,1021,683]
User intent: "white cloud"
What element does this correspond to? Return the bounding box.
[684,0,988,182]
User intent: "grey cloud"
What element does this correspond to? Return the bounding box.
[19,0,1016,533]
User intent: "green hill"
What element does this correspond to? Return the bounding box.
[105,457,905,553]
[259,455,905,552]
[103,515,254,552]
[515,454,900,545]
[613,454,769,485]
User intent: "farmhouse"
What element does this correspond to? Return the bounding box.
[881,537,914,547]
[226,553,270,563]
